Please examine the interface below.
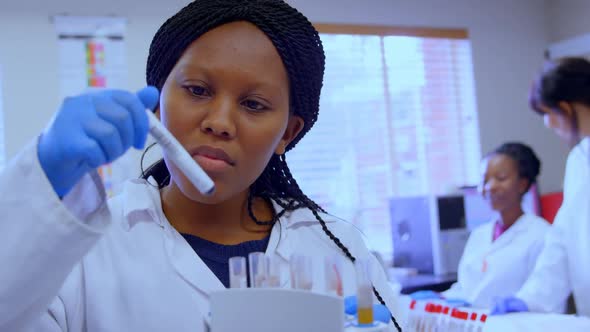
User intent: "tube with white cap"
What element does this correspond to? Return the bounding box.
[228,256,247,288]
[145,110,215,195]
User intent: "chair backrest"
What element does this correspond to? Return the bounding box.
[540,192,564,224]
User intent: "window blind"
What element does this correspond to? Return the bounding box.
[286,32,481,260]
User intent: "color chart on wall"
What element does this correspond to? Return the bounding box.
[54,16,132,197]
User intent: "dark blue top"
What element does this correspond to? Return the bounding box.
[181,233,271,288]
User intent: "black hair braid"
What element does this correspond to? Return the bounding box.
[311,208,402,331]
[246,190,298,226]
[311,209,355,261]
[246,154,321,225]
[140,143,170,187]
[251,154,324,209]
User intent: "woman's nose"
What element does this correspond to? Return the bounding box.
[483,180,497,196]
[200,99,237,139]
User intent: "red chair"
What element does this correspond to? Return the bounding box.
[540,192,564,224]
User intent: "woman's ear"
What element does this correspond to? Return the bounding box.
[275,116,305,155]
[558,101,574,118]
[519,178,530,196]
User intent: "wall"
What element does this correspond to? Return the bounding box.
[545,0,590,43]
[0,0,568,193]
[545,0,590,58]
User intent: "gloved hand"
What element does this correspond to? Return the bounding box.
[409,290,443,300]
[444,298,471,307]
[491,296,528,315]
[38,86,159,197]
[344,296,391,324]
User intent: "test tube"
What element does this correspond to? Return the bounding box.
[478,314,488,332]
[324,255,343,296]
[468,312,478,332]
[248,252,267,288]
[145,110,215,195]
[355,258,374,325]
[265,255,282,288]
[228,256,247,289]
[290,254,313,291]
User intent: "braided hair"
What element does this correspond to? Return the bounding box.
[490,142,541,195]
[140,1,401,330]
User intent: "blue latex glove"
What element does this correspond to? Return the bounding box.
[38,87,159,197]
[344,296,391,324]
[445,298,471,307]
[491,296,529,315]
[409,290,443,301]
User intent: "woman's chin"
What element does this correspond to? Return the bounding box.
[490,202,504,212]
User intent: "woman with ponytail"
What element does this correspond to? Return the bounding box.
[493,57,590,317]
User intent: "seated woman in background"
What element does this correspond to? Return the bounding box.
[413,142,553,309]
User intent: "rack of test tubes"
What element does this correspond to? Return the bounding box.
[405,299,488,332]
[208,252,390,332]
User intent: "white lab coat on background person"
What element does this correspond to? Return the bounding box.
[0,140,399,332]
[517,138,590,316]
[443,213,550,309]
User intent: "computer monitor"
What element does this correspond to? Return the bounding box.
[389,194,469,275]
[390,184,541,274]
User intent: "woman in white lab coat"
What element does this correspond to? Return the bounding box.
[493,57,590,316]
[438,142,550,309]
[0,1,400,331]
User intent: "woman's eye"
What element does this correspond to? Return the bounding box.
[242,99,267,111]
[186,86,209,97]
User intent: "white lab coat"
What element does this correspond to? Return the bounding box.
[517,138,590,316]
[443,213,550,309]
[0,141,399,332]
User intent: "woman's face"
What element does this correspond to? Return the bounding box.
[481,154,528,213]
[158,21,304,203]
[539,104,575,142]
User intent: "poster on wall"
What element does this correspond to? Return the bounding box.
[54,15,135,196]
